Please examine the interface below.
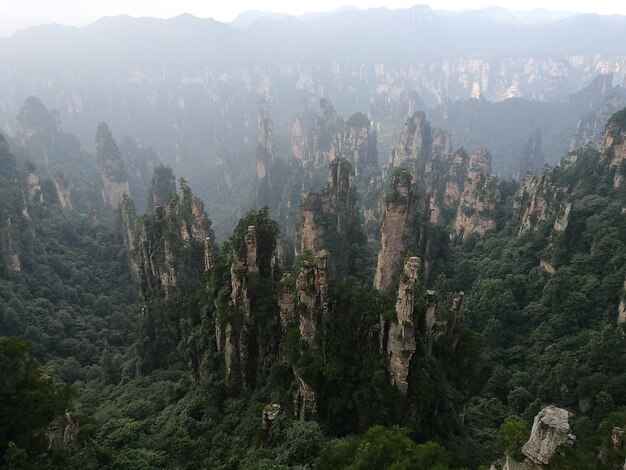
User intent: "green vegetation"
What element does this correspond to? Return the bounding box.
[3,98,626,470]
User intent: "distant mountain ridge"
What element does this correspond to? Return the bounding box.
[2,5,626,239]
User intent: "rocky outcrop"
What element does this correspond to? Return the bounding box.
[262,404,281,436]
[599,109,626,188]
[291,100,311,164]
[219,225,260,389]
[26,167,43,204]
[214,210,281,392]
[341,112,377,180]
[96,122,130,210]
[312,99,343,169]
[387,257,421,396]
[17,96,61,164]
[291,249,330,420]
[515,130,544,180]
[443,292,465,352]
[388,112,432,170]
[256,116,274,182]
[296,250,329,346]
[570,74,626,151]
[514,173,565,235]
[618,278,626,324]
[290,101,376,182]
[147,165,176,211]
[2,219,21,276]
[453,149,500,239]
[46,411,80,451]
[521,406,576,466]
[118,136,161,210]
[53,173,72,209]
[122,178,214,300]
[443,149,469,212]
[374,169,420,291]
[298,160,362,277]
[294,377,318,421]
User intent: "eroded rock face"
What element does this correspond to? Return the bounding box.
[46,411,80,451]
[521,406,576,466]
[298,160,361,277]
[600,111,626,188]
[388,111,431,169]
[219,226,260,389]
[297,250,329,346]
[291,100,310,164]
[147,165,176,211]
[257,117,273,182]
[342,112,377,180]
[96,122,130,210]
[2,219,21,276]
[570,74,626,151]
[374,169,419,291]
[53,174,72,209]
[453,149,500,239]
[290,249,330,420]
[26,169,42,203]
[313,99,343,169]
[262,404,281,434]
[512,163,572,237]
[294,377,318,421]
[443,148,469,215]
[514,130,544,180]
[387,257,421,395]
[618,278,626,324]
[122,178,214,301]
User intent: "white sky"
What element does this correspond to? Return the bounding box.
[1,0,625,37]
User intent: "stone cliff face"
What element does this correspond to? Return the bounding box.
[17,96,61,167]
[570,74,626,151]
[2,219,21,277]
[442,149,469,216]
[256,117,273,182]
[290,100,378,181]
[388,112,432,170]
[521,406,576,466]
[387,256,420,396]
[513,171,569,236]
[599,110,626,188]
[341,112,378,180]
[571,93,625,151]
[514,130,544,180]
[312,99,343,169]
[96,122,130,210]
[618,278,626,325]
[121,177,214,301]
[453,149,500,239]
[298,160,362,277]
[374,169,420,291]
[291,100,311,164]
[147,165,176,212]
[291,249,330,420]
[26,168,43,204]
[53,174,72,209]
[218,225,262,389]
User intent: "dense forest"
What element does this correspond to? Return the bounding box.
[2,6,626,470]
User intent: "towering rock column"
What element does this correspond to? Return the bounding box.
[292,249,330,421]
[96,122,130,210]
[374,169,419,291]
[453,149,500,239]
[387,257,421,396]
[298,159,361,278]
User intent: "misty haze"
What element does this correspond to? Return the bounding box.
[1,2,626,469]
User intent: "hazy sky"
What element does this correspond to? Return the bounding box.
[2,0,626,37]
